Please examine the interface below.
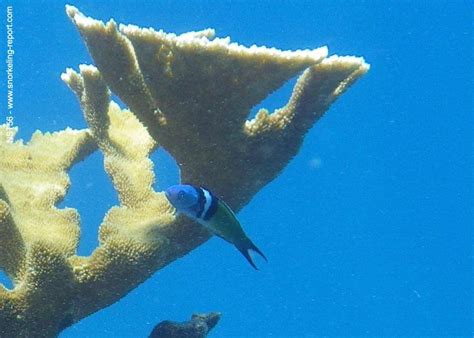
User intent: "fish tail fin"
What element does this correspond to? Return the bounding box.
[236,239,267,270]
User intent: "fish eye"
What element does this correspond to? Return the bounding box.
[178,191,185,200]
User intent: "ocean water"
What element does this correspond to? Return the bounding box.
[0,0,472,337]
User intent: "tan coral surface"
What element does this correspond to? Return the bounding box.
[0,126,96,336]
[0,5,368,337]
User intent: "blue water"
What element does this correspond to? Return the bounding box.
[0,0,472,336]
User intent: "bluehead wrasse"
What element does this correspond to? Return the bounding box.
[165,184,267,270]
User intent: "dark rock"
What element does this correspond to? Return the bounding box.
[149,312,221,338]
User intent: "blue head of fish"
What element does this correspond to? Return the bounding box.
[165,184,199,216]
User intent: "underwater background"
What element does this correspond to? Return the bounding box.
[0,0,471,336]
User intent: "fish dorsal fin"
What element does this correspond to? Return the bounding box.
[216,198,239,221]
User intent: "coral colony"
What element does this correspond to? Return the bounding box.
[0,5,368,336]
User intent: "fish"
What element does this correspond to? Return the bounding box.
[165,184,267,270]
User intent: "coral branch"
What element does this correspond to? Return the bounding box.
[62,66,175,320]
[0,195,23,278]
[245,56,370,138]
[0,125,95,274]
[0,125,96,336]
[65,5,161,132]
[242,56,370,184]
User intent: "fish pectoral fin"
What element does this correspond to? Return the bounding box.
[236,239,267,270]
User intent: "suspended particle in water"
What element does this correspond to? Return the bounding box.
[309,157,322,169]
